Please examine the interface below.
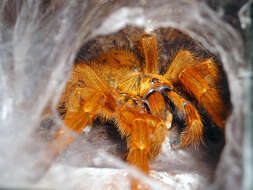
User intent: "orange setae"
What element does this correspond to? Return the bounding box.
[47,32,230,189]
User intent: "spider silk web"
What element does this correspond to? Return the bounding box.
[0,0,247,190]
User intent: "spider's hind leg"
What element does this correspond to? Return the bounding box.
[48,87,112,160]
[49,62,118,156]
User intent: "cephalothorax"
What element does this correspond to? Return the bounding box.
[50,33,229,189]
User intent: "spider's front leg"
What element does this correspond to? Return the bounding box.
[178,66,228,129]
[144,87,202,149]
[165,50,229,130]
[166,91,204,148]
[116,105,167,189]
[146,91,172,156]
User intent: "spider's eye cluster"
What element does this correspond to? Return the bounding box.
[151,78,160,84]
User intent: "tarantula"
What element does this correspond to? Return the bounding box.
[48,32,229,189]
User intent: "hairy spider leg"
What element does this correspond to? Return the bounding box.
[189,58,220,88]
[146,92,170,156]
[148,92,166,116]
[164,50,195,82]
[116,105,166,189]
[164,50,227,129]
[166,91,204,148]
[178,67,227,129]
[95,49,141,68]
[116,107,155,173]
[47,63,118,164]
[139,34,159,74]
[48,88,102,157]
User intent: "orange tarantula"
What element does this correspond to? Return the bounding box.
[48,33,229,189]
